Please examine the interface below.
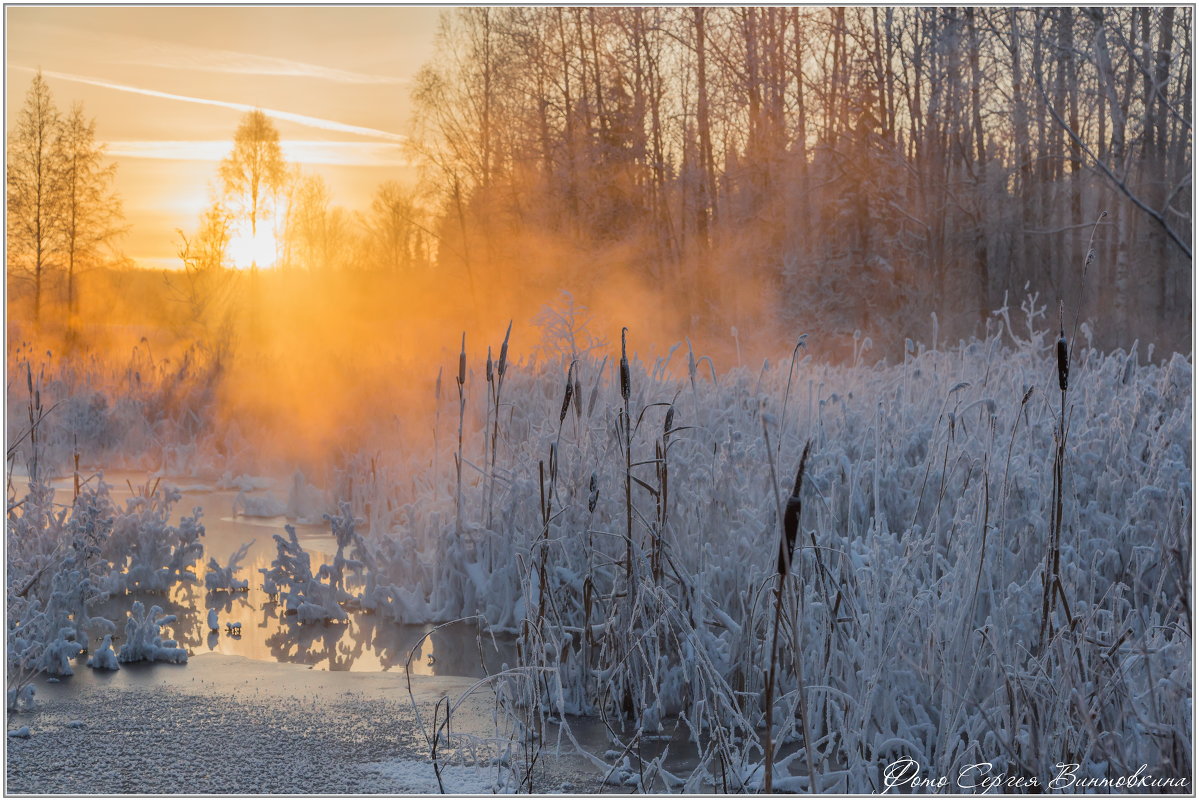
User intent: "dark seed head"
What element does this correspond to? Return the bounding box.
[620,328,630,401]
[1056,335,1069,393]
[779,441,812,577]
[559,378,573,424]
[498,321,511,379]
[457,333,466,387]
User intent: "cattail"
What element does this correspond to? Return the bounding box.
[663,405,675,445]
[559,364,574,424]
[573,373,583,420]
[435,366,443,402]
[778,440,812,576]
[457,333,466,387]
[620,327,630,401]
[498,321,511,379]
[486,347,494,385]
[1056,330,1069,393]
[588,472,599,513]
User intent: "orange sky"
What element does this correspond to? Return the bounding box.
[6,6,443,268]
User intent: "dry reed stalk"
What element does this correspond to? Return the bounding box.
[621,328,633,590]
[455,333,466,538]
[486,322,512,531]
[763,431,815,793]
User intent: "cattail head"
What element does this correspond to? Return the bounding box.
[559,363,574,423]
[498,321,511,379]
[778,440,812,576]
[1056,335,1069,393]
[663,405,675,445]
[486,347,494,385]
[457,333,466,387]
[435,366,442,402]
[588,472,599,513]
[573,372,583,420]
[1055,301,1068,393]
[620,327,630,401]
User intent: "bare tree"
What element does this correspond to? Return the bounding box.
[54,102,124,320]
[220,110,287,238]
[7,71,62,325]
[410,8,1192,350]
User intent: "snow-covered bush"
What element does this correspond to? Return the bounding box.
[87,634,119,670]
[6,683,35,713]
[204,541,251,591]
[287,470,328,524]
[7,480,117,687]
[232,491,286,518]
[117,601,187,664]
[102,483,205,594]
[260,526,349,622]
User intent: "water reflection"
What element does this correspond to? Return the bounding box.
[70,476,513,677]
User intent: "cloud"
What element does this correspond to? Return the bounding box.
[20,67,407,143]
[15,22,404,85]
[105,139,411,167]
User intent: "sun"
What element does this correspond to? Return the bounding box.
[227,223,278,270]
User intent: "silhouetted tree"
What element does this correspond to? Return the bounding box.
[220,110,286,237]
[7,71,62,325]
[54,102,123,319]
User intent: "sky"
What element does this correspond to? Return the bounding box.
[6,6,443,268]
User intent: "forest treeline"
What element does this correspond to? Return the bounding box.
[412,7,1192,352]
[6,8,1192,362]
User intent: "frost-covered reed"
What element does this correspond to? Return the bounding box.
[333,316,1191,791]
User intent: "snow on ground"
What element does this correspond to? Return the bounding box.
[5,654,590,794]
[360,759,507,794]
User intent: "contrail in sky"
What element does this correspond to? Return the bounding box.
[19,67,406,143]
[16,23,405,85]
[17,23,406,84]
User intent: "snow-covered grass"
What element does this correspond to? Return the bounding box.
[6,309,1191,791]
[6,340,238,478]
[325,316,1191,791]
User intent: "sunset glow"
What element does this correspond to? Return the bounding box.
[4,7,1192,794]
[227,223,278,270]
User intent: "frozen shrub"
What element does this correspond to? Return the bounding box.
[87,634,119,670]
[232,491,286,518]
[7,480,117,689]
[204,541,252,591]
[322,503,366,596]
[6,684,35,713]
[102,483,205,594]
[260,526,348,623]
[287,470,327,524]
[117,601,187,664]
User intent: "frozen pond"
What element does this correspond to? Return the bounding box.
[41,471,514,678]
